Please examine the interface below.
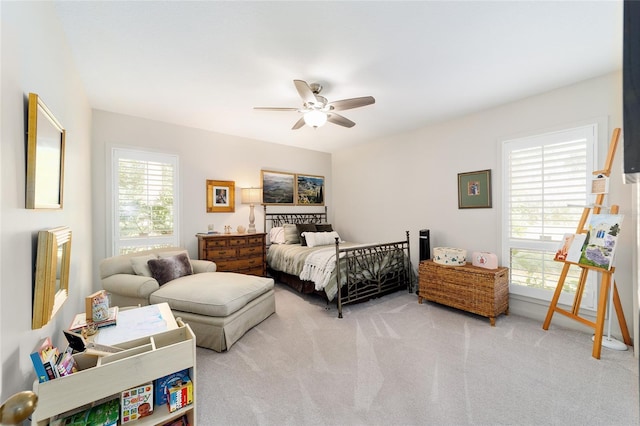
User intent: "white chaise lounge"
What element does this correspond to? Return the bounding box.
[99,247,275,352]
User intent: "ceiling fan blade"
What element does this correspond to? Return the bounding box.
[292,117,306,130]
[254,107,298,111]
[328,96,375,111]
[327,113,355,128]
[293,80,318,105]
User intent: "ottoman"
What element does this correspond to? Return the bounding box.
[150,272,275,352]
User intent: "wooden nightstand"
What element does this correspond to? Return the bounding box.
[196,233,266,276]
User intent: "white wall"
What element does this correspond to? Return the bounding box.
[333,72,636,340]
[1,2,93,399]
[91,111,332,279]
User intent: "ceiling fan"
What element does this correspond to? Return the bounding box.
[254,79,375,130]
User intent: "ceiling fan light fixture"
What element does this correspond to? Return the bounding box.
[303,110,327,128]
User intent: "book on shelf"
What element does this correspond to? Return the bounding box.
[154,369,191,406]
[50,397,119,426]
[56,346,79,377]
[69,306,119,332]
[161,415,190,426]
[121,383,153,424]
[30,336,57,383]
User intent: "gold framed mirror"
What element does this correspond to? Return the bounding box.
[26,93,66,209]
[32,226,71,329]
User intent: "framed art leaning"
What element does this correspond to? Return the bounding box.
[458,169,492,209]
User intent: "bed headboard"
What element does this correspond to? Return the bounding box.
[263,205,328,230]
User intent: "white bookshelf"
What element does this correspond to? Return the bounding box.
[32,305,196,425]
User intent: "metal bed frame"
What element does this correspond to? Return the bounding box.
[264,206,412,317]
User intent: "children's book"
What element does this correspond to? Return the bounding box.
[578,213,624,270]
[56,346,79,377]
[154,369,190,406]
[30,337,57,383]
[86,290,110,322]
[50,398,119,426]
[69,306,119,332]
[121,383,153,423]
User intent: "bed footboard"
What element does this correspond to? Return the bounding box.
[336,231,412,318]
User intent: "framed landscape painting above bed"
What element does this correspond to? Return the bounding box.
[297,174,324,205]
[262,170,295,205]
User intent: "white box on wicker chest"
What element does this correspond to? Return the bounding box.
[418,260,509,326]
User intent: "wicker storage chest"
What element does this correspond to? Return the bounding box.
[418,260,509,326]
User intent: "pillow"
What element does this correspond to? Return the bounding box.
[130,254,158,277]
[147,253,194,285]
[283,224,299,244]
[315,223,333,232]
[296,223,317,246]
[269,227,286,244]
[303,231,343,248]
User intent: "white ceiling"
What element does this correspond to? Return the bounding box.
[52,1,623,153]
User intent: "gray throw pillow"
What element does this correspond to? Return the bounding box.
[147,253,194,285]
[315,223,333,232]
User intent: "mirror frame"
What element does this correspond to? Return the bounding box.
[32,226,72,329]
[26,92,66,209]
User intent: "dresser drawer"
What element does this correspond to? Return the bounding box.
[216,257,262,272]
[205,248,236,259]
[238,246,263,257]
[228,237,248,247]
[247,236,264,245]
[205,239,228,248]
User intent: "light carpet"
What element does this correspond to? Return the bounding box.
[196,285,639,425]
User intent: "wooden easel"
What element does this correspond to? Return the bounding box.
[542,128,632,359]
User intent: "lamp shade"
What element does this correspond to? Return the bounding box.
[303,110,327,128]
[241,188,262,204]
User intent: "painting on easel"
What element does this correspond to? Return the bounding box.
[578,214,624,270]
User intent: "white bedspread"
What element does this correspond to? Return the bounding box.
[299,247,341,291]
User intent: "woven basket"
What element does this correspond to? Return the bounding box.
[418,260,508,325]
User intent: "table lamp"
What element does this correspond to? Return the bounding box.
[241,188,262,234]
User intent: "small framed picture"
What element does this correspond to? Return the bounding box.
[206,180,235,212]
[458,169,492,209]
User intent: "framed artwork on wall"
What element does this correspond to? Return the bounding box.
[458,169,492,209]
[26,93,66,209]
[206,180,235,212]
[261,170,295,205]
[296,174,324,205]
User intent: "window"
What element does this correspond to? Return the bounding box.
[501,125,598,309]
[112,148,179,255]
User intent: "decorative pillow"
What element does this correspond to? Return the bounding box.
[130,254,158,277]
[147,253,194,285]
[269,227,286,244]
[283,224,300,244]
[296,223,317,246]
[315,223,333,232]
[158,250,189,259]
[303,231,343,248]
